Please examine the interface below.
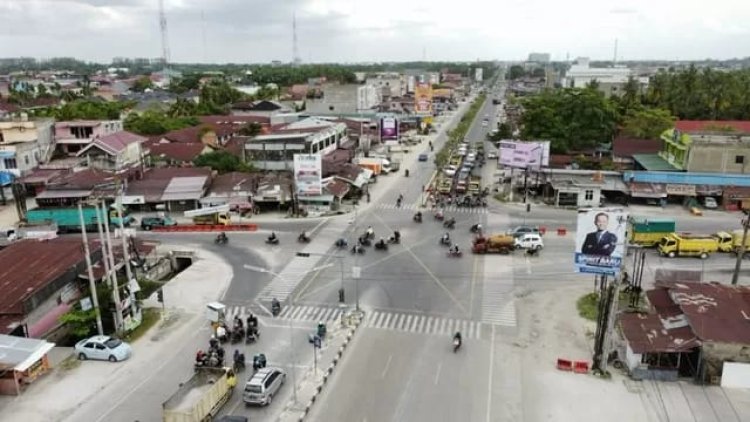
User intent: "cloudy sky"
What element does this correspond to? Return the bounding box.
[1,0,749,63]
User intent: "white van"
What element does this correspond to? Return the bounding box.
[243,367,286,406]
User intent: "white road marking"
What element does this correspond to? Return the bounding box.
[434,363,442,385]
[486,325,496,422]
[381,354,393,379]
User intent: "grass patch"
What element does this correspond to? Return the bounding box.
[577,292,599,321]
[123,308,161,342]
[58,355,81,371]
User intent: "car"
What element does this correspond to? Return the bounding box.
[482,120,489,127]
[456,149,467,157]
[75,335,132,362]
[458,169,471,180]
[515,233,544,250]
[243,367,286,406]
[703,197,718,209]
[140,216,176,231]
[418,153,429,162]
[507,225,540,238]
[487,151,498,159]
[444,165,458,176]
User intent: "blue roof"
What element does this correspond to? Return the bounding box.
[623,171,750,187]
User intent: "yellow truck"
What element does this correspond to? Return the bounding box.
[162,367,234,422]
[658,233,722,258]
[468,176,481,195]
[717,230,750,254]
[184,205,231,226]
[627,217,676,247]
[437,178,452,194]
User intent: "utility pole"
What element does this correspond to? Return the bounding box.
[731,212,750,285]
[101,202,123,333]
[94,204,122,332]
[115,193,139,326]
[78,203,104,336]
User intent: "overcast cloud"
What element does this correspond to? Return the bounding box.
[1,0,749,63]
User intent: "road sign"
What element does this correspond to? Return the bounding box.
[352,266,361,279]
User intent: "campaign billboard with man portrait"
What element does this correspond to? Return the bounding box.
[574,208,628,275]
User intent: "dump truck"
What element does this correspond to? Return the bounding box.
[657,233,721,258]
[437,178,452,194]
[26,206,133,233]
[468,176,481,195]
[184,204,231,226]
[627,217,676,247]
[712,230,750,253]
[472,234,516,254]
[162,367,234,422]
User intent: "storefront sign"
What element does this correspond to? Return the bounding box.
[666,184,696,196]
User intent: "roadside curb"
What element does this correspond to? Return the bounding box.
[297,311,364,421]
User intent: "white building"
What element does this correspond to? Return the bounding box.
[305,84,381,115]
[561,58,649,97]
[365,73,405,98]
[0,117,54,179]
[527,53,551,63]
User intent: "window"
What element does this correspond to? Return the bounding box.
[584,190,594,201]
[24,155,29,165]
[736,155,744,164]
[3,158,17,169]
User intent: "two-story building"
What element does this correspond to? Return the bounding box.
[54,120,123,156]
[0,117,54,184]
[243,117,348,171]
[658,121,750,174]
[76,131,145,173]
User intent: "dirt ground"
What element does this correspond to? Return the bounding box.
[513,284,750,422]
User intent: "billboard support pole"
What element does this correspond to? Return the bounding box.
[523,168,529,204]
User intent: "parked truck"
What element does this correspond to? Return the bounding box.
[356,157,391,175]
[468,176,481,195]
[184,204,231,226]
[162,367,234,422]
[657,233,721,258]
[26,206,133,233]
[472,234,515,254]
[627,217,676,247]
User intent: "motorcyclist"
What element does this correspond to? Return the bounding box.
[218,232,227,242]
[451,244,460,255]
[268,232,277,242]
[414,211,422,221]
[216,324,227,342]
[446,217,456,227]
[366,226,374,238]
[435,209,444,219]
[454,331,462,345]
[471,223,482,232]
[442,232,451,244]
[393,230,401,242]
[299,231,309,242]
[271,298,281,315]
[335,238,348,247]
[396,197,402,207]
[376,238,387,248]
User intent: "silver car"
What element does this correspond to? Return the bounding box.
[74,335,132,362]
[243,367,286,406]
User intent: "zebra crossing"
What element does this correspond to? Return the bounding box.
[256,217,351,303]
[481,290,517,327]
[375,203,488,215]
[225,305,484,340]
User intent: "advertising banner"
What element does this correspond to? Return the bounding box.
[499,141,549,168]
[415,83,433,115]
[380,117,399,140]
[574,208,628,275]
[293,154,322,196]
[475,68,483,82]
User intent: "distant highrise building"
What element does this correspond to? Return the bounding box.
[527,53,551,63]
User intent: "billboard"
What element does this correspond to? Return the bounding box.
[574,208,628,275]
[415,83,433,115]
[380,116,399,140]
[498,140,550,168]
[293,154,322,196]
[475,68,483,82]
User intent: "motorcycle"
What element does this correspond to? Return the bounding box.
[405,169,410,177]
[470,224,482,234]
[335,238,348,249]
[413,213,423,223]
[453,337,462,353]
[231,326,245,344]
[246,326,259,344]
[526,248,540,257]
[434,212,445,221]
[298,233,311,243]
[215,234,228,244]
[374,241,388,251]
[447,249,463,258]
[439,236,452,246]
[233,351,246,372]
[358,237,372,247]
[388,236,400,244]
[271,299,281,317]
[266,236,279,245]
[351,244,365,255]
[443,219,456,229]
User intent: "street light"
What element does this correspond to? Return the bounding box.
[243,262,334,404]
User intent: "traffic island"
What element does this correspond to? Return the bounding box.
[278,309,364,422]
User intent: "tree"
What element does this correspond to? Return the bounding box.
[520,88,618,153]
[193,150,254,173]
[238,122,262,136]
[508,65,526,80]
[132,76,154,93]
[124,110,200,135]
[59,309,99,338]
[31,99,129,120]
[620,107,675,140]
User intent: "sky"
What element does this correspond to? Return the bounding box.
[1,0,749,63]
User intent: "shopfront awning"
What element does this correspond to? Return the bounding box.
[632,154,679,171]
[0,334,56,372]
[629,182,667,198]
[35,189,92,199]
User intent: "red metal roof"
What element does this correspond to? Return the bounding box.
[148,142,207,162]
[675,120,750,134]
[619,312,700,354]
[669,282,750,344]
[612,137,661,158]
[0,238,100,315]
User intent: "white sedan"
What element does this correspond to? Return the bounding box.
[75,335,132,362]
[487,151,498,159]
[444,165,458,176]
